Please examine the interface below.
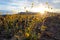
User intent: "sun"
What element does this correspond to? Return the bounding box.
[31,7,46,14]
[30,4,49,14]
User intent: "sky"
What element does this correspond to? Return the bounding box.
[0,0,60,14]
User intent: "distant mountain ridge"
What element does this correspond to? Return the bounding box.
[0,10,60,15]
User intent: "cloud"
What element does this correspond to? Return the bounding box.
[0,0,41,14]
[52,0,60,3]
[0,0,32,12]
[0,0,60,14]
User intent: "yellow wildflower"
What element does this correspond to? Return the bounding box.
[41,25,47,31]
[25,33,30,37]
